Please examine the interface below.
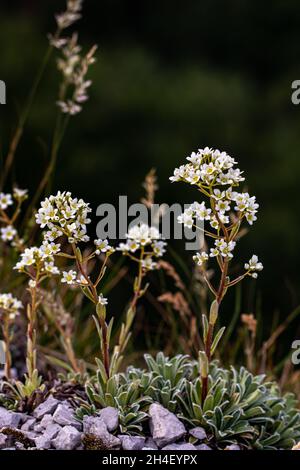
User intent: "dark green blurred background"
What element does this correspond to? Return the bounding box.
[0,0,300,326]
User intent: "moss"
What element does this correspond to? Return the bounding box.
[82,433,110,450]
[0,427,35,449]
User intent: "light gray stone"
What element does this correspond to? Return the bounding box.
[118,435,145,450]
[34,425,61,451]
[225,444,240,450]
[189,426,207,440]
[34,424,44,433]
[195,443,212,450]
[52,426,81,450]
[0,433,8,449]
[40,414,54,428]
[149,403,186,448]
[0,407,22,428]
[33,396,59,419]
[83,415,120,449]
[143,437,158,450]
[53,404,81,430]
[99,407,119,432]
[21,418,36,432]
[15,442,25,450]
[162,442,197,450]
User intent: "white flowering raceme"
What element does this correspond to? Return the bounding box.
[36,191,91,243]
[244,255,264,278]
[117,223,166,272]
[171,146,263,288]
[0,293,23,321]
[14,242,60,278]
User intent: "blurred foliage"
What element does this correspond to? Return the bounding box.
[0,0,300,352]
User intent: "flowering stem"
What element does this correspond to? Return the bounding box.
[2,320,12,380]
[26,279,39,381]
[71,243,110,378]
[112,248,146,370]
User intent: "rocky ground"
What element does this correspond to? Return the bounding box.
[0,397,240,451]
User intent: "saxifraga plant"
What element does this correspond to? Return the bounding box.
[177,361,300,449]
[170,147,264,402]
[76,358,158,434]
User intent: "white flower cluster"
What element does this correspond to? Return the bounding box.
[14,242,61,276]
[178,188,258,231]
[0,188,28,244]
[0,293,23,320]
[57,35,96,115]
[36,191,91,243]
[94,239,115,255]
[244,255,264,278]
[173,146,263,278]
[55,0,83,31]
[170,147,244,187]
[118,223,166,271]
[0,188,27,211]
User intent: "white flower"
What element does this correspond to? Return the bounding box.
[193,251,209,266]
[94,239,114,255]
[245,255,263,277]
[0,193,13,210]
[142,257,157,271]
[77,274,89,285]
[61,270,77,284]
[45,262,60,275]
[177,211,193,228]
[153,240,166,257]
[98,293,108,306]
[0,293,23,320]
[1,225,17,242]
[28,280,37,288]
[13,188,28,201]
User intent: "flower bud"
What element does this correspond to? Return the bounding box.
[209,300,219,325]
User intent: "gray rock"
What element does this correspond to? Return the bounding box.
[195,443,212,450]
[143,437,158,450]
[34,424,44,433]
[0,407,22,428]
[33,396,59,420]
[0,433,8,449]
[189,426,207,441]
[15,442,25,450]
[149,403,186,448]
[162,442,197,450]
[40,414,54,428]
[225,444,240,450]
[53,404,81,430]
[83,416,120,449]
[34,425,61,451]
[142,447,156,450]
[118,435,145,450]
[21,418,36,432]
[52,426,81,450]
[99,407,119,432]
